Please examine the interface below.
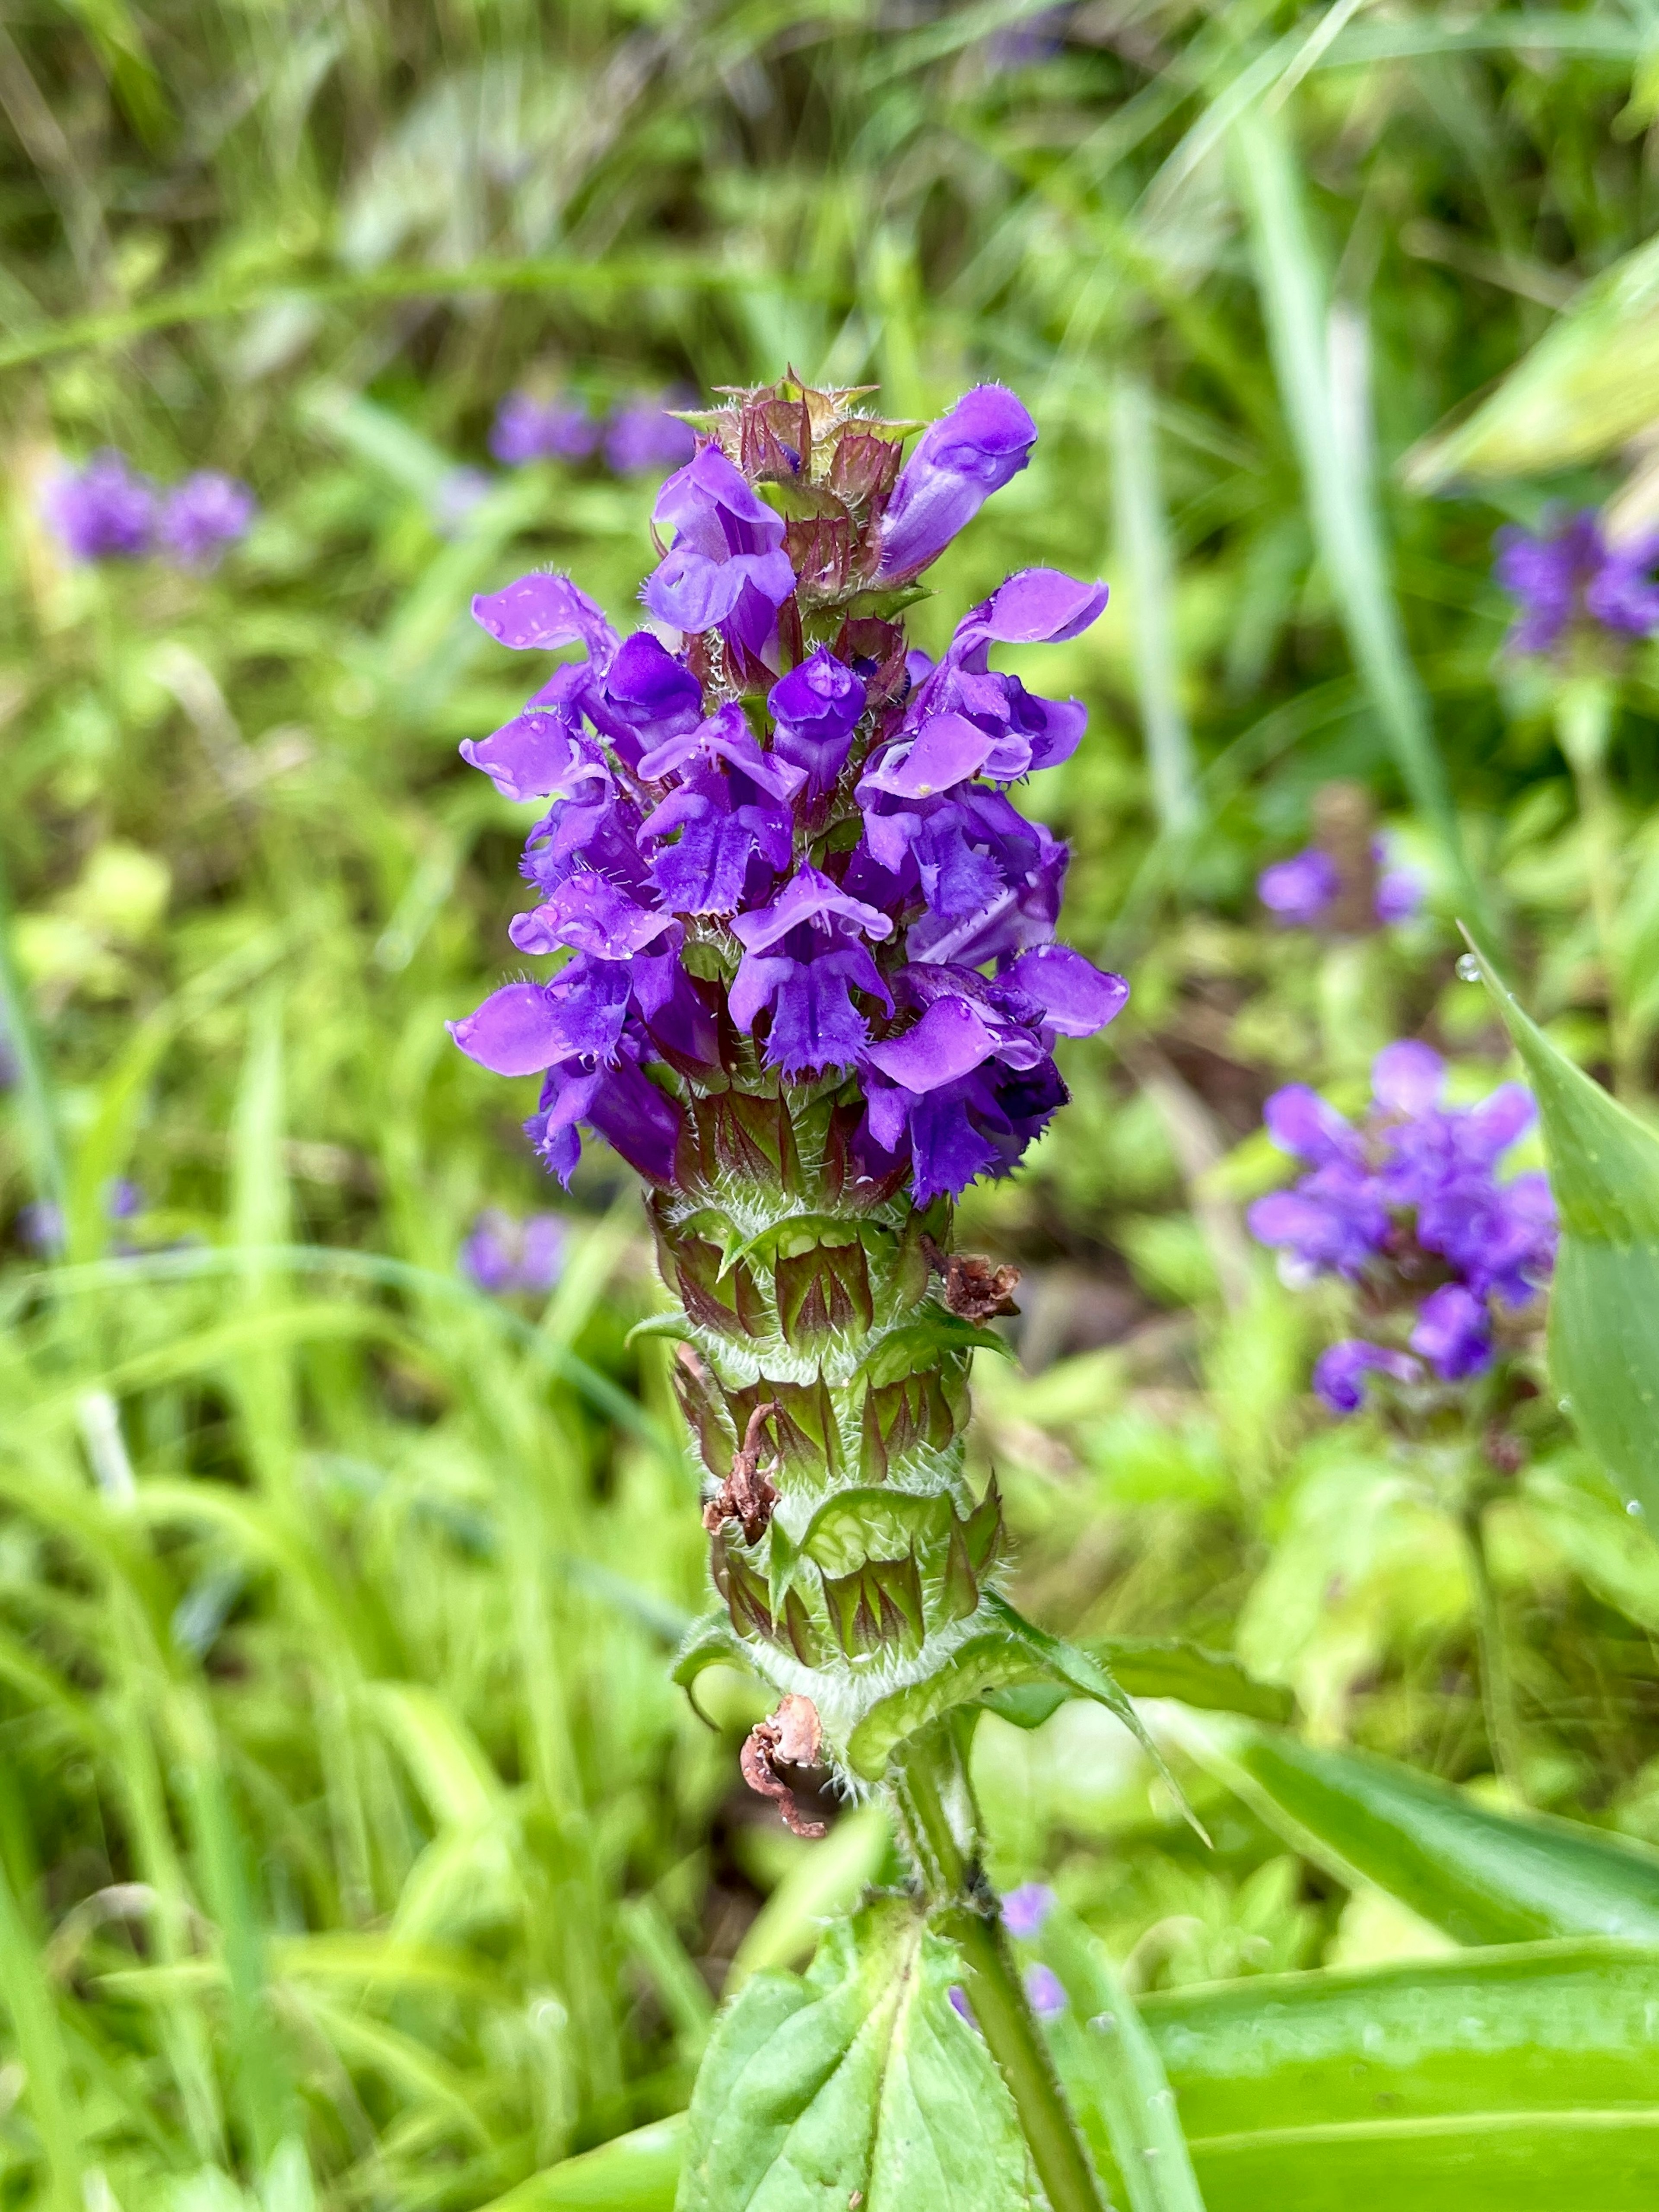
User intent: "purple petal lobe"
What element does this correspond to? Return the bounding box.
[472,573,620,662]
[1313,1340,1421,1414]
[877,386,1039,579]
[1004,945,1128,1037]
[448,984,568,1077]
[863,997,1001,1091]
[1372,1041,1443,1117]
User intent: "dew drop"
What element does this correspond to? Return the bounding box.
[1455,953,1482,982]
[1630,1500,1646,1518]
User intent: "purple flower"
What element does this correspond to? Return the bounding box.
[158,472,257,569]
[1313,1341,1421,1414]
[1258,842,1422,931]
[604,398,697,477]
[461,1208,567,1296]
[1253,1041,1557,1414]
[1001,1883,1056,1939]
[1410,1283,1492,1382]
[1259,849,1339,926]
[17,1201,65,1256]
[1494,509,1659,651]
[769,649,866,797]
[1586,534,1659,636]
[949,1986,977,2028]
[1024,1963,1067,2017]
[43,450,156,561]
[491,391,599,466]
[642,445,797,659]
[876,385,1038,581]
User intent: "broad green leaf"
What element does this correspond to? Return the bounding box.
[1137,1939,1659,2141]
[1040,1907,1206,2212]
[1470,946,1659,1522]
[854,1313,1012,1387]
[677,1897,1036,2212]
[1405,231,1659,485]
[1179,1719,1659,1945]
[483,2116,685,2210]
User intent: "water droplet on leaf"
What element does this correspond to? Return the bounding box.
[1456,953,1482,982]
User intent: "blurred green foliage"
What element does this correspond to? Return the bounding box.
[6,0,1659,2202]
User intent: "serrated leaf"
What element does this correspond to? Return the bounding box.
[676,1897,1036,2212]
[1468,943,1659,1521]
[855,1313,1012,1389]
[1180,1719,1659,1945]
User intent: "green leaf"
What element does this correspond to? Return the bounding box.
[1040,1907,1206,2212]
[626,1312,699,1348]
[846,1630,1055,1780]
[676,1897,1036,2212]
[854,1314,1013,1389]
[1468,944,1659,1522]
[482,2116,686,2210]
[982,1638,1293,1731]
[1137,1939,1659,2212]
[1182,1721,1659,1945]
[982,1598,1207,1843]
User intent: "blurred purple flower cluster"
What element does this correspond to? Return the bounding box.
[489,389,697,477]
[43,451,255,570]
[449,378,1128,1205]
[1495,510,1659,655]
[1248,1042,1556,1413]
[459,1207,566,1296]
[1258,843,1421,930]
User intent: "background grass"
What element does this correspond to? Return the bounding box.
[5,1,1659,2203]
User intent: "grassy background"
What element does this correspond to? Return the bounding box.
[5,2,1659,2203]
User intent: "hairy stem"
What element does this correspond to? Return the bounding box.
[891,1733,1109,2212]
[1460,1500,1526,1802]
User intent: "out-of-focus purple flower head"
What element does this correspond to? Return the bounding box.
[988,6,1069,65]
[1258,842,1422,930]
[604,396,698,478]
[1001,1883,1057,1940]
[1313,1340,1420,1414]
[159,471,257,570]
[1251,1040,1556,1411]
[448,374,1125,1201]
[1494,509,1659,654]
[43,449,157,562]
[16,1177,146,1258]
[460,1207,567,1296]
[491,391,599,467]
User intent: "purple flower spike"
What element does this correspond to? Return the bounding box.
[1410,1283,1493,1382]
[1259,849,1338,926]
[876,385,1038,581]
[43,450,157,562]
[1024,1964,1067,2017]
[1001,1883,1056,1939]
[1375,866,1423,925]
[1494,509,1659,652]
[1313,1340,1421,1413]
[453,373,1117,1200]
[159,471,257,569]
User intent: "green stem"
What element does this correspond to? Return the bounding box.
[890,1735,1109,2212]
[1459,1500,1526,1802]
[1555,678,1634,1099]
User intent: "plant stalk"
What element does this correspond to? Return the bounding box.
[1459,1499,1526,1802]
[891,1735,1109,2212]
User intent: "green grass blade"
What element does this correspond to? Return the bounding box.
[1111,376,1199,842]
